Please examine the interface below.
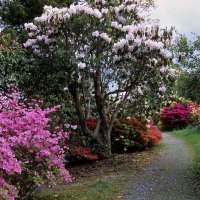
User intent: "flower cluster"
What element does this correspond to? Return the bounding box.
[146,120,162,145]
[160,102,192,131]
[191,104,200,126]
[23,0,176,98]
[0,86,71,200]
[24,0,173,61]
[84,117,162,154]
[159,85,167,92]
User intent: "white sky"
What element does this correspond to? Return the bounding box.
[151,0,200,39]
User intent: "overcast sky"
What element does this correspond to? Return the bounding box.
[151,0,200,39]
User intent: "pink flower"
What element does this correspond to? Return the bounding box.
[78,62,86,69]
[0,86,71,200]
[159,86,167,92]
[92,31,100,37]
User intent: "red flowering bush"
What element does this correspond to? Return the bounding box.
[65,124,106,165]
[111,117,147,153]
[68,146,101,162]
[146,120,162,146]
[65,117,162,162]
[160,102,192,131]
[66,141,106,164]
[111,117,162,153]
[86,118,97,130]
[0,86,71,200]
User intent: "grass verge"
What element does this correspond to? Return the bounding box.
[171,126,200,177]
[33,179,122,200]
[32,144,163,200]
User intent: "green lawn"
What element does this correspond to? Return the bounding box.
[32,144,163,200]
[171,126,200,177]
[34,179,123,200]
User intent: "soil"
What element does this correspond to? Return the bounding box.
[67,147,161,184]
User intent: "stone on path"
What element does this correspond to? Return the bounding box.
[124,133,200,200]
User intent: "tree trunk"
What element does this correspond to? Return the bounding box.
[68,83,89,132]
[93,68,112,155]
[85,74,92,118]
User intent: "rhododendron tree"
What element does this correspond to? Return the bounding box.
[24,0,177,154]
[0,85,71,200]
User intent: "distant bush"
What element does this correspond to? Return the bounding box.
[191,104,200,130]
[160,102,192,131]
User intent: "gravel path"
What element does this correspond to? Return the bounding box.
[124,133,200,200]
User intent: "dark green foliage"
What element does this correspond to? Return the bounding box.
[0,33,75,123]
[177,70,200,103]
[0,0,73,27]
[173,35,200,103]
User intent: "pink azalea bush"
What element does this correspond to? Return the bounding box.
[160,102,192,131]
[0,85,71,200]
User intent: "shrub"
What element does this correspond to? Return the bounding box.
[111,117,162,153]
[146,120,162,146]
[64,123,106,165]
[86,118,97,131]
[65,117,162,159]
[191,104,200,129]
[0,86,71,200]
[160,102,192,131]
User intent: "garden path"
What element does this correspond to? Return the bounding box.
[124,133,200,200]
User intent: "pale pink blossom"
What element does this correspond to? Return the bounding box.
[102,8,109,14]
[160,49,172,59]
[159,86,167,92]
[100,33,112,43]
[93,9,102,18]
[113,55,121,62]
[23,39,37,47]
[90,68,96,73]
[78,62,86,69]
[92,31,100,37]
[24,23,37,31]
[113,39,127,52]
[68,5,77,14]
[160,66,167,73]
[71,125,77,130]
[145,39,164,50]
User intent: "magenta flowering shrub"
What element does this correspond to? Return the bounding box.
[160,102,192,131]
[0,86,71,200]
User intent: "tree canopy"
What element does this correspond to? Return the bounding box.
[174,35,200,103]
[0,0,73,27]
[23,0,176,154]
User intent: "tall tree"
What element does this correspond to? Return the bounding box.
[173,35,200,103]
[23,0,175,154]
